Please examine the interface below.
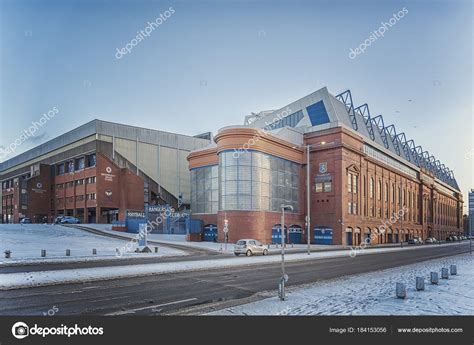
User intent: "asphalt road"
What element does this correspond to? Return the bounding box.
[0,242,469,316]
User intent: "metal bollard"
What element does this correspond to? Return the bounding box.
[430,272,439,284]
[41,249,46,257]
[416,277,425,291]
[441,268,449,279]
[154,246,159,253]
[66,249,70,256]
[92,248,97,255]
[396,283,406,299]
[4,250,11,259]
[450,265,457,275]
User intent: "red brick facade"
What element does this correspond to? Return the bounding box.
[188,126,464,245]
[2,153,145,224]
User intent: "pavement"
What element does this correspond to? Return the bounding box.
[0,242,469,316]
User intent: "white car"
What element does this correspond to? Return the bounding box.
[234,239,268,256]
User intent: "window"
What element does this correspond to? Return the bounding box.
[87,154,96,168]
[86,177,96,184]
[57,164,65,176]
[323,181,332,192]
[378,207,382,217]
[66,161,74,173]
[87,193,96,200]
[264,110,304,131]
[218,151,299,212]
[370,206,374,217]
[75,179,84,186]
[75,195,84,201]
[384,183,388,202]
[315,183,323,192]
[353,175,358,194]
[363,176,366,196]
[348,202,352,214]
[348,174,352,193]
[392,184,395,203]
[370,177,374,198]
[57,183,64,189]
[191,165,218,214]
[377,180,382,200]
[75,157,85,171]
[398,186,402,205]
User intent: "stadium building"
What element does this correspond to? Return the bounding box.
[0,120,210,224]
[187,87,464,245]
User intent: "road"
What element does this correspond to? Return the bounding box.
[0,242,469,316]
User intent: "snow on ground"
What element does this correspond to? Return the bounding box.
[209,254,474,316]
[0,239,468,290]
[0,224,185,265]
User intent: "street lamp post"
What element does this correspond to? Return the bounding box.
[279,204,293,301]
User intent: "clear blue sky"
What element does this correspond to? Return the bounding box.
[0,0,472,209]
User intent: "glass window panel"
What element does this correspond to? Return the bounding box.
[239,152,252,166]
[261,169,270,183]
[238,181,251,194]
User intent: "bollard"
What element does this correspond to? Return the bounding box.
[4,250,11,259]
[441,268,449,279]
[154,246,159,253]
[396,283,406,299]
[66,249,70,256]
[416,277,425,291]
[430,272,439,284]
[450,265,457,275]
[92,248,97,255]
[41,249,46,257]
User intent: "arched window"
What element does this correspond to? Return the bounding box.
[377,180,382,200]
[384,183,388,202]
[370,177,374,198]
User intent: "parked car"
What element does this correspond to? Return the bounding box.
[60,216,81,224]
[452,236,458,241]
[234,239,268,256]
[54,216,64,224]
[408,238,420,245]
[424,238,434,244]
[19,218,31,224]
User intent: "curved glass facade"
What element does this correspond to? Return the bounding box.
[219,151,299,212]
[190,165,218,214]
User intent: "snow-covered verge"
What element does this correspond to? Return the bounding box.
[0,224,185,265]
[209,254,474,316]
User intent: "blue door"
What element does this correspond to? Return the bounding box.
[346,232,352,246]
[203,225,218,242]
[313,228,333,245]
[272,225,287,244]
[288,227,302,244]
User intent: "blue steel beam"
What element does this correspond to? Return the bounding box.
[335,90,358,131]
[354,104,375,141]
[371,115,389,149]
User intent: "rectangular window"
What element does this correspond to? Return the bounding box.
[75,157,85,171]
[57,164,65,175]
[323,181,332,192]
[348,174,352,193]
[353,175,358,194]
[348,202,352,214]
[87,154,96,168]
[315,182,323,193]
[67,161,74,173]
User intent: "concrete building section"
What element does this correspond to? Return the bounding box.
[188,87,464,245]
[1,120,210,224]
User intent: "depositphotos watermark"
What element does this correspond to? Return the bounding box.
[232,107,292,158]
[11,321,103,339]
[349,7,408,60]
[0,107,59,161]
[115,6,175,59]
